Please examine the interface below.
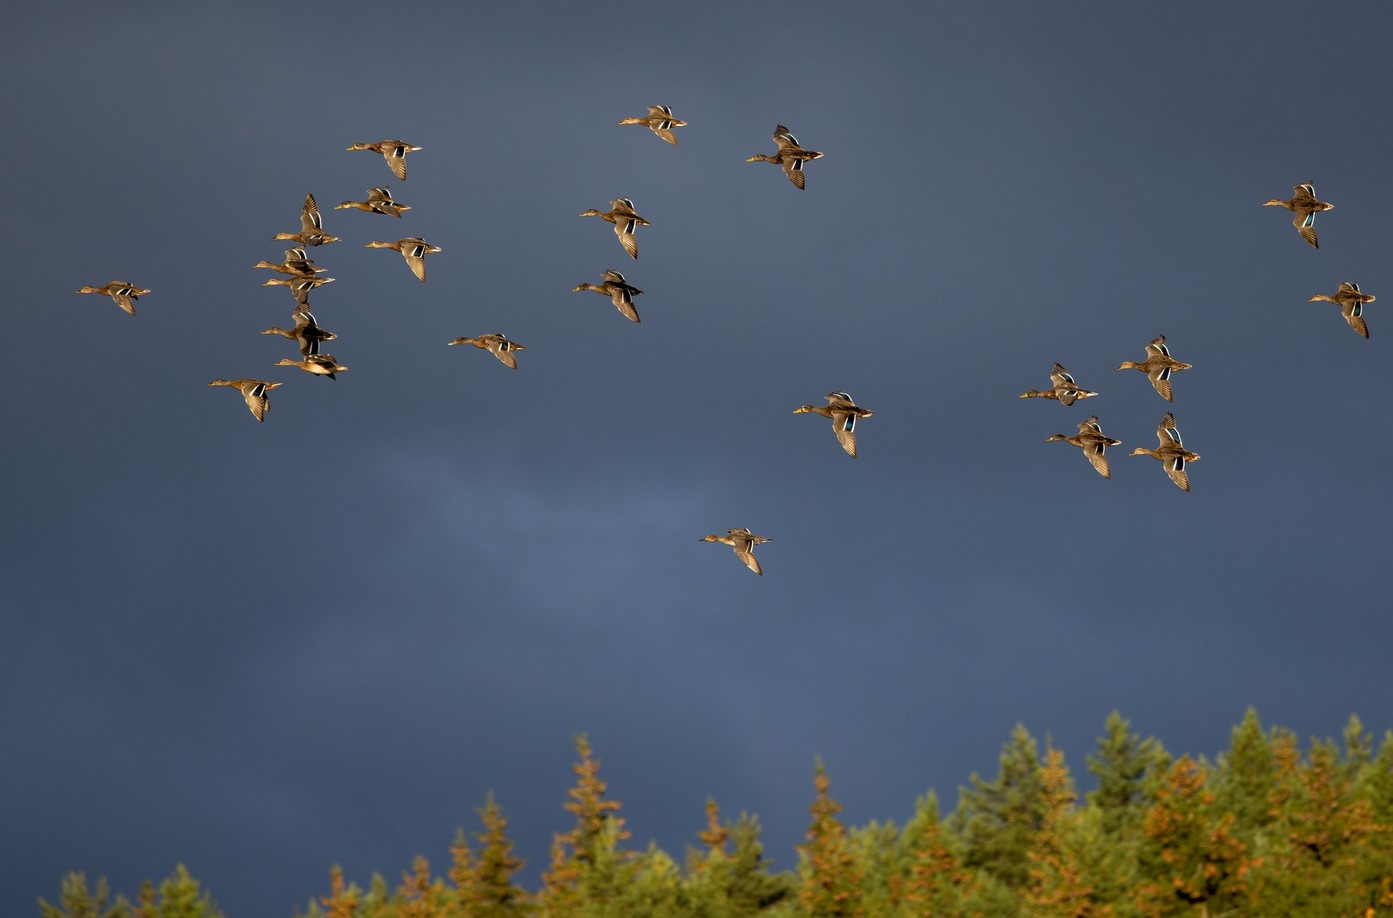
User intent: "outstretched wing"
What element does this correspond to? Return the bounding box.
[1165,455,1191,492]
[1084,439,1112,479]
[615,219,639,259]
[385,144,409,180]
[1148,365,1174,401]
[1295,210,1319,248]
[829,410,858,458]
[1343,301,1370,338]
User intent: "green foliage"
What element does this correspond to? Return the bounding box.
[1213,706,1281,842]
[684,804,793,916]
[44,714,1393,918]
[949,722,1044,895]
[40,873,130,918]
[796,758,864,917]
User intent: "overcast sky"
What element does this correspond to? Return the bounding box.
[5,2,1393,915]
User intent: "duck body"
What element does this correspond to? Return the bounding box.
[76,281,149,315]
[273,193,340,246]
[1130,412,1199,491]
[1264,182,1333,248]
[1308,281,1374,338]
[365,237,441,282]
[793,391,874,458]
[579,198,648,259]
[746,124,823,190]
[618,105,686,145]
[1019,363,1097,406]
[275,354,348,380]
[346,140,422,180]
[335,186,410,217]
[209,378,281,422]
[448,333,524,369]
[573,269,644,322]
[1116,335,1192,401]
[1045,416,1122,478]
[263,273,335,307]
[262,310,337,357]
[700,527,771,575]
[253,247,327,276]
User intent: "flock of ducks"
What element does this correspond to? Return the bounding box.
[1019,351,1199,492]
[1012,180,1373,493]
[71,125,1365,573]
[74,116,834,577]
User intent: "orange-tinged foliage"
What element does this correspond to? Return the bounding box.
[394,855,451,918]
[698,798,729,857]
[1024,746,1100,917]
[321,865,358,918]
[901,796,974,915]
[798,759,864,917]
[1135,756,1254,916]
[42,714,1393,918]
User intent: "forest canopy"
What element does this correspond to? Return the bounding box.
[40,710,1393,917]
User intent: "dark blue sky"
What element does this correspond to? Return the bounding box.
[5,2,1393,915]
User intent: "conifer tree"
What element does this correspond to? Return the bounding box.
[1340,714,1373,784]
[39,873,130,918]
[320,866,359,918]
[1212,707,1279,840]
[950,722,1045,894]
[796,758,863,917]
[897,792,972,916]
[449,828,480,912]
[1356,730,1393,910]
[537,735,633,916]
[131,882,155,918]
[1024,745,1098,917]
[151,865,222,918]
[697,799,729,861]
[1134,755,1253,917]
[848,820,900,915]
[1258,734,1383,913]
[1088,712,1166,835]
[468,792,529,916]
[537,833,583,918]
[1085,712,1167,908]
[689,809,793,915]
[395,855,452,918]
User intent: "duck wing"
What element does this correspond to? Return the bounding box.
[829,409,859,458]
[1342,300,1370,338]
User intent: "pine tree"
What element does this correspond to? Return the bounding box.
[151,865,221,918]
[469,792,529,916]
[537,735,633,916]
[1024,745,1099,917]
[395,855,451,918]
[1133,755,1253,917]
[131,882,156,918]
[1257,734,1384,913]
[320,866,359,918]
[898,792,972,916]
[848,820,899,915]
[698,810,794,915]
[1212,707,1278,841]
[39,873,131,918]
[950,722,1045,895]
[1085,712,1167,909]
[450,828,480,912]
[697,799,729,861]
[1088,712,1166,836]
[797,758,864,917]
[1356,730,1393,912]
[537,833,583,918]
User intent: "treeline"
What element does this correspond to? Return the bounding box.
[41,709,1393,917]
